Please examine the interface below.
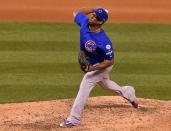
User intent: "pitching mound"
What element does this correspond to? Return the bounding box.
[0,96,170,131]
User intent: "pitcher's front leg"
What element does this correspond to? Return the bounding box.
[67,72,97,123]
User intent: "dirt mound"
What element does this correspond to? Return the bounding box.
[0,96,170,131]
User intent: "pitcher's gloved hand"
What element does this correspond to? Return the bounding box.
[78,51,90,73]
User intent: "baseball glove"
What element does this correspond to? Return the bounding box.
[78,51,90,73]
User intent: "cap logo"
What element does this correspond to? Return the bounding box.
[98,9,102,13]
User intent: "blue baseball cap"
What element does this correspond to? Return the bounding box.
[93,8,108,22]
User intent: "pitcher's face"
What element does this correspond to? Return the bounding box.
[88,13,102,26]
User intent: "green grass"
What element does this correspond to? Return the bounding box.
[0,22,170,103]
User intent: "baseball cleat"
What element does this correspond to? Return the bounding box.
[59,119,79,128]
[130,100,138,108]
[121,86,138,108]
[123,96,138,108]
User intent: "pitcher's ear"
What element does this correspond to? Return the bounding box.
[99,21,104,25]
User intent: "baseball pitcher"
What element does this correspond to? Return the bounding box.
[60,7,138,128]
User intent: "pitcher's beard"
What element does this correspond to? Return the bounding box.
[89,21,99,26]
[89,22,95,26]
